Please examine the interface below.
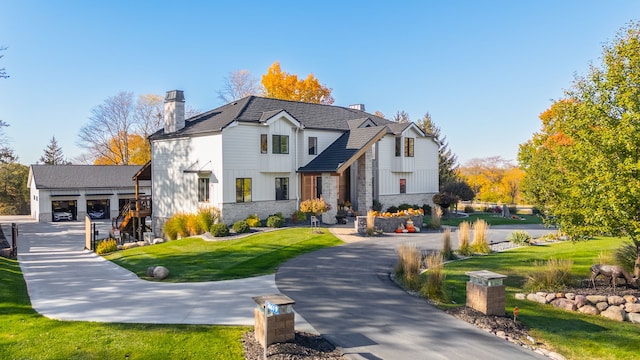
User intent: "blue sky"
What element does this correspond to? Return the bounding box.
[1,1,639,166]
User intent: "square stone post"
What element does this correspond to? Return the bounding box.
[321,173,337,224]
[466,270,507,315]
[356,149,372,215]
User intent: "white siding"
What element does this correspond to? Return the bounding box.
[299,129,342,167]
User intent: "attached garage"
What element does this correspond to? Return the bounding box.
[28,165,151,223]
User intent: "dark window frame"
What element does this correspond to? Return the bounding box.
[236,178,252,203]
[395,137,402,157]
[400,178,406,194]
[272,134,289,154]
[198,177,210,202]
[404,137,414,157]
[275,177,289,200]
[260,134,268,154]
[308,136,317,155]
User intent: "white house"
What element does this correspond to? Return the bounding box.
[149,90,439,232]
[28,165,151,222]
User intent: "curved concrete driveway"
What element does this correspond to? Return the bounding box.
[276,225,552,360]
[12,218,313,331]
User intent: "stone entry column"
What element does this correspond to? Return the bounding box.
[321,173,337,224]
[356,150,372,215]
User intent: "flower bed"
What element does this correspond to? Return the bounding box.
[373,215,423,233]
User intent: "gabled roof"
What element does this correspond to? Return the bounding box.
[150,96,394,140]
[298,126,389,174]
[29,165,143,189]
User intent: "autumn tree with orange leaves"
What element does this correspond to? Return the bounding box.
[261,61,334,104]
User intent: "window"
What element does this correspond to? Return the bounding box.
[275,177,289,200]
[308,137,317,155]
[198,177,210,202]
[395,137,402,157]
[404,138,414,157]
[272,135,289,154]
[236,178,252,202]
[400,178,406,194]
[260,134,267,154]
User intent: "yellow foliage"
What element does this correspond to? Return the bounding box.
[94,133,150,165]
[300,197,329,214]
[261,61,334,104]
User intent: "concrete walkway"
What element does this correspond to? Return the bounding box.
[11,218,313,331]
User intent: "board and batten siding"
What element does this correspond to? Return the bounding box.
[299,129,343,167]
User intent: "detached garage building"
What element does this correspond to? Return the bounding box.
[28,165,151,222]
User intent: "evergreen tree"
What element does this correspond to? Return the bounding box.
[39,136,67,164]
[416,112,459,189]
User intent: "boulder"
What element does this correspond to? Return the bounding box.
[551,298,577,311]
[595,302,609,312]
[136,241,146,247]
[146,266,156,277]
[514,293,526,300]
[565,293,576,301]
[628,312,640,324]
[574,295,588,308]
[153,238,166,245]
[527,293,547,304]
[122,242,139,250]
[545,293,557,303]
[623,295,638,304]
[607,295,625,306]
[578,305,599,315]
[586,295,608,304]
[555,292,564,299]
[600,306,625,322]
[625,303,640,313]
[153,266,169,280]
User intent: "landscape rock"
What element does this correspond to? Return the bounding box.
[122,242,139,250]
[136,241,146,247]
[514,293,526,300]
[624,295,638,304]
[527,293,547,304]
[545,293,557,303]
[607,295,625,306]
[153,266,169,280]
[153,238,165,244]
[628,312,640,324]
[595,302,609,312]
[600,306,625,322]
[625,303,640,313]
[551,298,577,311]
[574,295,588,308]
[565,293,576,301]
[586,295,608,304]
[146,266,156,277]
[578,305,599,315]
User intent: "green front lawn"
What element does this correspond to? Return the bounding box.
[438,213,543,226]
[0,256,249,360]
[105,227,343,282]
[441,237,639,359]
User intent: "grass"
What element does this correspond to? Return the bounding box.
[105,227,343,282]
[0,256,249,360]
[438,213,543,226]
[440,237,640,359]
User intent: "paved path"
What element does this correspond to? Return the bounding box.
[11,218,314,331]
[276,222,553,359]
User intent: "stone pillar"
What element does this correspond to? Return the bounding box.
[356,149,373,215]
[466,270,507,316]
[321,173,337,224]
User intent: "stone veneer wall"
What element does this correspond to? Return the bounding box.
[356,151,372,215]
[253,309,295,346]
[516,291,640,324]
[321,173,337,224]
[467,282,506,316]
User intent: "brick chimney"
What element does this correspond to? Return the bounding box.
[164,90,185,133]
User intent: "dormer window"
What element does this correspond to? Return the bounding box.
[308,137,317,155]
[395,137,402,157]
[404,138,414,157]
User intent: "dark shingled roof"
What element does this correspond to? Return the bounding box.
[150,96,394,140]
[298,126,389,173]
[30,165,143,189]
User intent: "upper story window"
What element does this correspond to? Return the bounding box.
[236,178,252,203]
[404,138,414,157]
[272,135,289,154]
[198,177,210,202]
[308,137,317,155]
[260,134,268,154]
[395,137,402,157]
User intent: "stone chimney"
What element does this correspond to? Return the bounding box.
[349,104,366,111]
[164,90,185,133]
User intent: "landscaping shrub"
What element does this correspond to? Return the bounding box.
[442,228,456,260]
[386,205,399,214]
[210,223,229,237]
[463,205,474,213]
[420,252,447,302]
[457,221,472,256]
[426,206,442,229]
[197,207,221,232]
[507,230,532,246]
[372,199,383,212]
[524,258,574,292]
[394,244,422,290]
[266,214,284,228]
[245,214,262,227]
[614,241,637,271]
[232,220,250,234]
[163,213,190,240]
[398,203,419,211]
[185,213,204,235]
[471,219,490,254]
[421,203,432,216]
[290,210,307,224]
[96,238,117,255]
